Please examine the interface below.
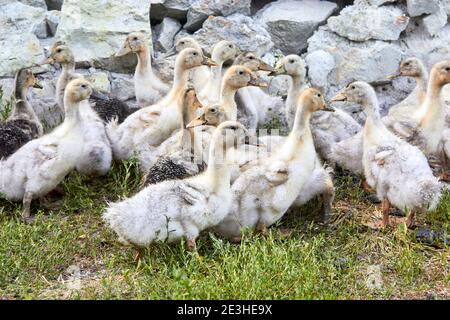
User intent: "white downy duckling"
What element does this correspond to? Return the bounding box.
[387,61,450,181]
[165,37,210,93]
[198,40,239,105]
[42,44,112,176]
[215,88,334,241]
[115,32,169,107]
[107,48,216,161]
[0,79,91,221]
[270,55,361,161]
[331,81,442,228]
[330,57,428,176]
[103,121,251,257]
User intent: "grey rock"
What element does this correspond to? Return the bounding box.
[356,0,399,6]
[18,0,47,9]
[110,72,136,101]
[150,0,190,24]
[256,0,337,54]
[55,0,151,73]
[45,0,63,10]
[191,14,274,56]
[184,8,208,32]
[33,19,49,39]
[328,3,409,42]
[153,17,182,53]
[87,70,111,94]
[423,7,448,36]
[46,10,61,37]
[406,0,441,17]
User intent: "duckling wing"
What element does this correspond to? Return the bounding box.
[177,182,208,205]
[385,117,418,141]
[265,161,289,186]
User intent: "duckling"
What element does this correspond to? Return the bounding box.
[215,89,334,241]
[387,61,450,181]
[43,42,132,123]
[103,121,250,254]
[164,37,210,92]
[140,88,205,185]
[0,68,43,159]
[0,79,91,221]
[107,48,216,161]
[270,55,361,161]
[198,40,239,105]
[115,32,169,107]
[331,82,442,228]
[233,51,282,129]
[330,58,428,176]
[386,57,428,119]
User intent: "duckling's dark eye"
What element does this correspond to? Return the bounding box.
[81,84,87,88]
[133,37,138,41]
[445,67,450,72]
[351,86,356,90]
[289,59,294,63]
[193,52,198,56]
[180,41,185,45]
[405,62,410,66]
[239,71,244,75]
[317,93,321,97]
[210,108,216,113]
[229,126,237,130]
[57,49,62,53]
[228,44,233,48]
[249,56,254,60]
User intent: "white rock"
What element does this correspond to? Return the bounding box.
[363,0,399,6]
[185,0,251,32]
[0,1,46,34]
[46,10,61,36]
[423,7,448,36]
[154,17,182,53]
[18,0,47,9]
[110,73,135,101]
[87,71,111,94]
[406,0,441,17]
[256,0,337,54]
[56,0,151,72]
[328,3,409,41]
[305,50,335,89]
[191,14,274,56]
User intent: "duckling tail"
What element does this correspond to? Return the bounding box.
[418,178,443,211]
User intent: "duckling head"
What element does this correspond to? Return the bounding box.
[388,57,425,79]
[186,104,226,128]
[15,68,42,92]
[299,88,333,113]
[115,32,148,57]
[211,40,240,65]
[177,48,217,70]
[214,121,249,149]
[234,52,274,72]
[331,81,377,109]
[223,66,267,90]
[65,78,93,103]
[269,54,306,78]
[430,60,450,86]
[42,42,74,65]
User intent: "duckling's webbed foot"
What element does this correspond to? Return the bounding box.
[381,199,390,228]
[186,239,197,251]
[256,222,269,236]
[134,247,144,263]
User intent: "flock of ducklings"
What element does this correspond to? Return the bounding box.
[0,32,449,259]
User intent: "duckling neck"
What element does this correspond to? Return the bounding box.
[60,97,82,131]
[11,86,32,116]
[363,94,387,144]
[205,139,231,191]
[220,85,238,121]
[136,47,152,75]
[286,75,306,128]
[160,63,190,107]
[56,61,76,109]
[415,77,445,126]
[290,106,312,140]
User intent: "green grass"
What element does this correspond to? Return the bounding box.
[0,85,14,121]
[0,161,449,300]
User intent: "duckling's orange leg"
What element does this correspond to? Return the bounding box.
[256,222,269,236]
[360,179,375,193]
[186,238,197,251]
[134,247,144,263]
[381,199,391,228]
[439,152,449,182]
[406,212,416,229]
[21,192,34,223]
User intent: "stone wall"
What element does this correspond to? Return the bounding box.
[1,0,449,126]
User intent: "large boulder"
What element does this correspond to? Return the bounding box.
[256,0,337,54]
[406,0,441,17]
[327,2,409,42]
[185,0,251,32]
[153,17,182,53]
[45,0,63,10]
[423,7,448,36]
[0,1,46,77]
[18,0,47,9]
[190,14,274,56]
[55,0,152,73]
[150,0,191,24]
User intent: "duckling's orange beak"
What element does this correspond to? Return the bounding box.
[41,57,55,65]
[387,72,401,80]
[258,60,274,72]
[249,75,268,88]
[186,116,208,128]
[331,92,347,103]
[202,56,218,67]
[115,44,132,57]
[33,81,43,89]
[322,105,335,112]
